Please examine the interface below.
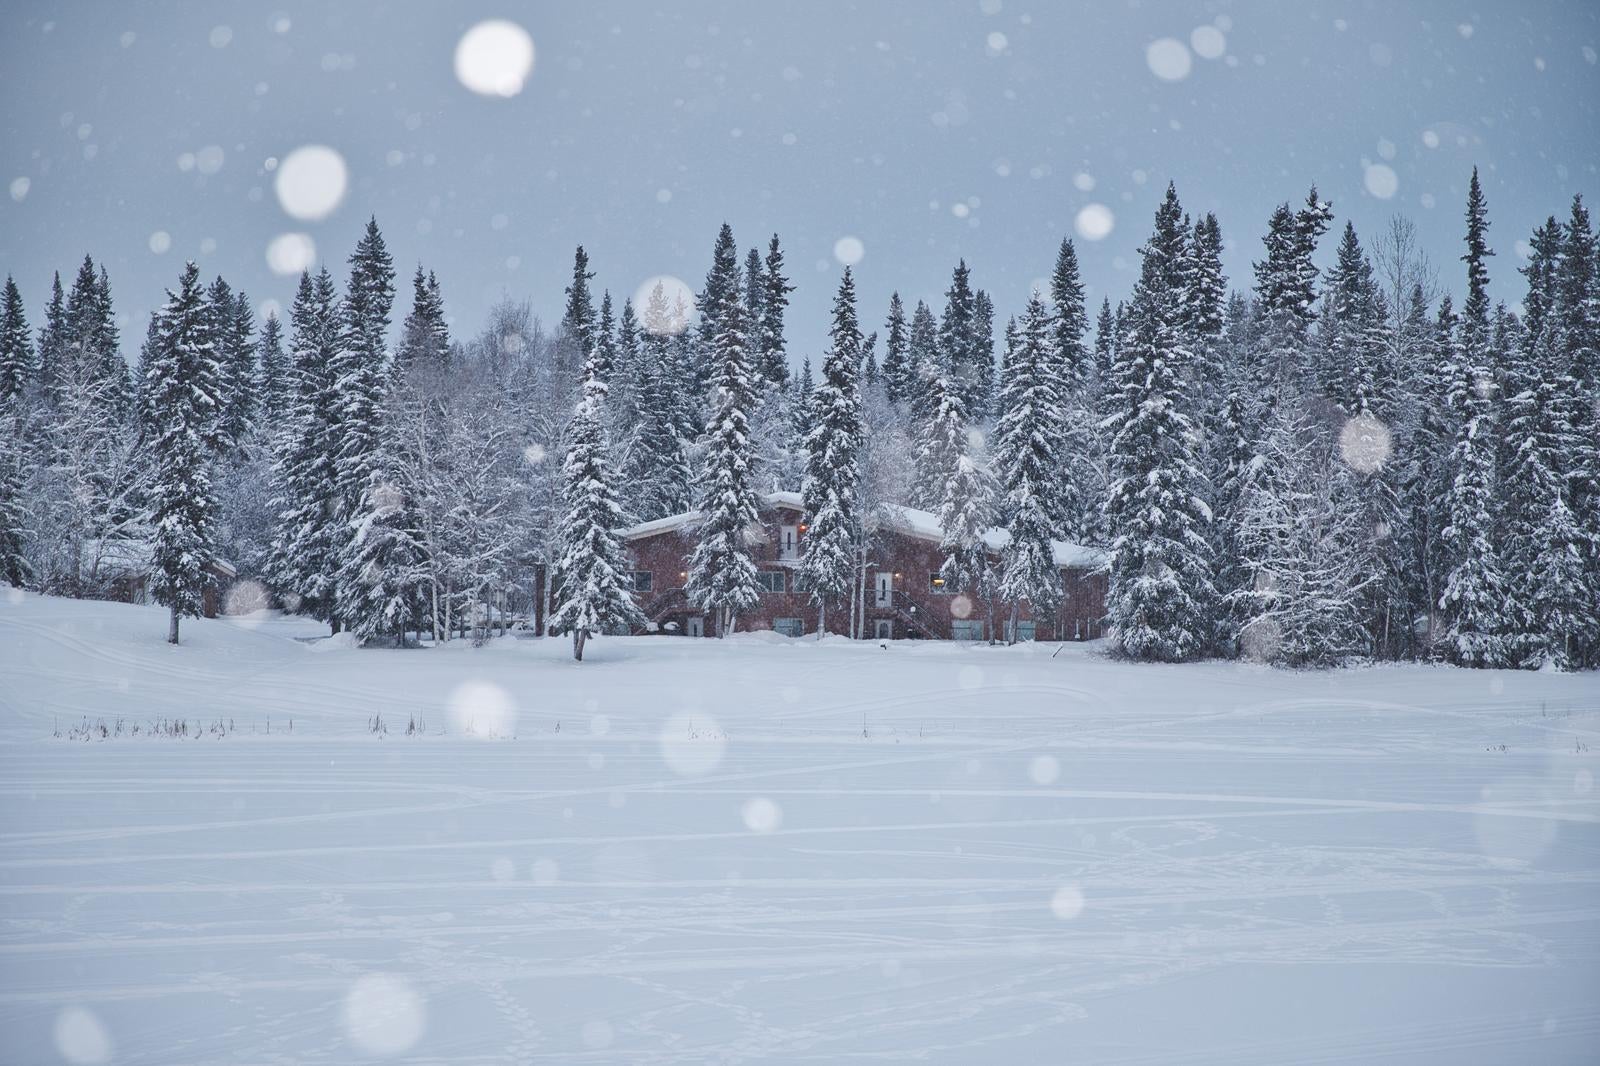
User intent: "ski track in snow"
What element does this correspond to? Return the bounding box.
[1,593,1597,1063]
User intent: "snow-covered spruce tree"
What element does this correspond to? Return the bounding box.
[395,266,449,377]
[1316,223,1388,417]
[1102,184,1216,662]
[549,348,645,660]
[697,224,742,394]
[213,281,257,453]
[554,245,598,395]
[996,293,1063,642]
[881,292,911,405]
[144,263,220,645]
[971,289,997,421]
[798,269,865,638]
[268,269,343,627]
[1501,314,1590,668]
[686,231,763,638]
[906,300,947,508]
[1553,196,1600,668]
[0,277,34,404]
[593,291,617,385]
[333,219,411,643]
[1252,188,1333,399]
[255,311,290,427]
[939,261,985,420]
[623,343,693,521]
[1231,394,1375,667]
[1316,222,1406,656]
[1438,170,1508,667]
[62,256,129,427]
[758,234,793,387]
[0,405,29,588]
[932,367,993,635]
[0,278,33,586]
[35,273,66,396]
[1046,240,1092,540]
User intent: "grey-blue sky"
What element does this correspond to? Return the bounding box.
[1,1,1596,364]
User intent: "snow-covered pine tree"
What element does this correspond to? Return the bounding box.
[932,364,993,635]
[686,227,763,638]
[255,311,290,427]
[1252,188,1333,398]
[1554,196,1600,668]
[63,256,128,426]
[1046,240,1092,539]
[792,356,814,439]
[1316,223,1388,416]
[971,289,996,420]
[622,336,693,521]
[996,293,1063,642]
[144,262,220,645]
[334,219,412,642]
[1501,312,1589,668]
[880,293,910,405]
[1102,184,1216,662]
[557,245,598,391]
[759,234,793,386]
[269,270,343,627]
[798,269,865,638]
[1438,170,1508,667]
[0,276,34,404]
[1231,394,1375,667]
[593,291,617,385]
[0,405,28,587]
[906,300,947,507]
[35,272,66,396]
[208,277,257,452]
[743,247,767,376]
[549,349,645,660]
[697,224,742,394]
[0,277,33,586]
[395,266,449,376]
[939,261,984,419]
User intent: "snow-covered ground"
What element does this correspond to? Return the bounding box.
[1,591,1597,1064]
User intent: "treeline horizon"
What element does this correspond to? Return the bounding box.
[0,166,1595,667]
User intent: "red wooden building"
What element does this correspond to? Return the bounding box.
[620,491,1107,641]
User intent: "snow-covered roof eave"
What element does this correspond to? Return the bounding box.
[622,491,806,542]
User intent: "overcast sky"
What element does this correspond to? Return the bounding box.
[2,1,1597,364]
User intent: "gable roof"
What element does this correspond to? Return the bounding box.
[621,492,1105,569]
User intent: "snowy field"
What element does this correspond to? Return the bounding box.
[2,591,1598,1065]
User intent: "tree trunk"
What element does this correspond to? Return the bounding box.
[167,606,180,645]
[1008,604,1020,646]
[573,628,586,661]
[540,566,551,637]
[817,601,826,640]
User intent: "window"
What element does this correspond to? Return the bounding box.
[929,572,952,595]
[951,619,985,641]
[757,571,786,594]
[773,617,804,637]
[629,570,653,593]
[1007,620,1036,642]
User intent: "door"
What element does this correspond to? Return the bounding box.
[780,525,799,560]
[874,571,892,607]
[686,616,704,638]
[874,619,892,640]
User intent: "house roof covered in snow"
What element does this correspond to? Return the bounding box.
[621,493,1105,570]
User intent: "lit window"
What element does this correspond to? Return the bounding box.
[929,572,951,594]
